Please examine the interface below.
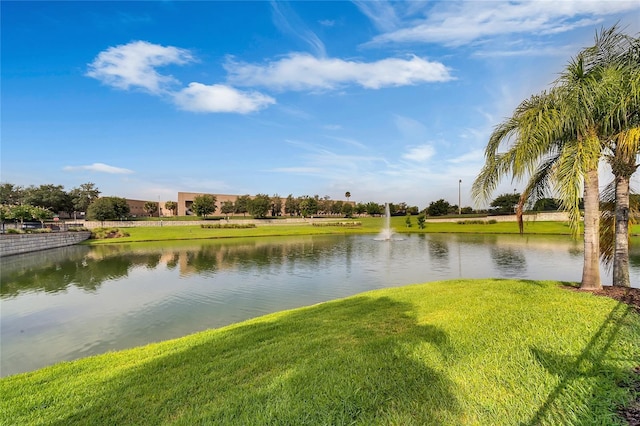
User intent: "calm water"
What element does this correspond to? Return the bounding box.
[1,233,638,377]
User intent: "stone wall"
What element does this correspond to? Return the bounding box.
[0,231,91,257]
[79,212,570,228]
[425,211,570,223]
[79,218,331,229]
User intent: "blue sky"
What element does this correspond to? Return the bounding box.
[2,1,639,208]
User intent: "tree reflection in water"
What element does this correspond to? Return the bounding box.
[2,234,638,377]
[490,246,527,277]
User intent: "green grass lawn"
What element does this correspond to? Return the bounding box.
[2,279,639,425]
[84,218,604,245]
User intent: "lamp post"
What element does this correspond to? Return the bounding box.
[458,179,462,216]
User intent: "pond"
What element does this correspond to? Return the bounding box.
[1,233,639,377]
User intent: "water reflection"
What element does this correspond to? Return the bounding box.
[1,234,638,377]
[428,238,449,260]
[490,247,527,277]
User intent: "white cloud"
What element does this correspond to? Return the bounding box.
[173,83,275,114]
[88,41,275,114]
[352,0,400,33]
[270,167,325,174]
[225,53,453,91]
[362,1,640,47]
[318,19,335,27]
[63,163,134,174]
[271,1,326,57]
[86,40,193,93]
[323,124,342,130]
[447,149,485,164]
[394,115,428,140]
[402,145,436,162]
[325,136,367,150]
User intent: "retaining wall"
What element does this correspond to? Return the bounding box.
[79,218,334,229]
[79,212,570,228]
[0,231,91,257]
[425,211,570,223]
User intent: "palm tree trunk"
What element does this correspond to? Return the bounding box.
[613,174,631,287]
[580,168,602,290]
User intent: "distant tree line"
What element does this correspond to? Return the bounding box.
[1,182,102,226]
[3,181,597,225]
[1,182,101,216]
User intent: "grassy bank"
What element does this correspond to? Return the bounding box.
[84,218,600,245]
[2,279,639,425]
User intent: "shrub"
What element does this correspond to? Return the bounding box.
[67,227,89,232]
[311,221,362,227]
[90,227,130,239]
[200,224,257,229]
[30,228,52,234]
[457,219,498,225]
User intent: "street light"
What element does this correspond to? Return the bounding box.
[458,179,462,216]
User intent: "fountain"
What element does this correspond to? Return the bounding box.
[375,203,396,241]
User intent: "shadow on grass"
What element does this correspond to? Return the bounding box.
[527,300,637,425]
[51,296,461,425]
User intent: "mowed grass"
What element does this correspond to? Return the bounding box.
[2,279,639,425]
[83,218,599,245]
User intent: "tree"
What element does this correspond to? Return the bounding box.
[417,214,426,229]
[164,201,178,216]
[248,194,271,218]
[112,198,130,219]
[0,204,13,232]
[31,206,53,227]
[470,27,640,290]
[87,197,130,225]
[345,191,351,202]
[354,203,367,215]
[473,90,602,290]
[319,196,333,216]
[394,202,409,216]
[69,183,100,215]
[271,195,283,217]
[532,198,561,211]
[331,200,344,215]
[365,202,382,216]
[143,201,158,217]
[405,214,412,228]
[220,201,235,218]
[235,195,251,217]
[10,205,33,226]
[285,194,299,216]
[299,196,318,217]
[341,202,353,217]
[427,199,451,217]
[191,195,217,218]
[0,183,24,205]
[490,193,520,214]
[593,28,640,287]
[23,184,72,214]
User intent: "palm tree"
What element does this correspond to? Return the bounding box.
[473,54,610,290]
[472,88,603,290]
[588,29,640,287]
[345,191,351,203]
[473,25,639,290]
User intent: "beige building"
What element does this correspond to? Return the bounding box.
[125,199,176,217]
[126,199,152,217]
[177,192,281,216]
[121,193,354,218]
